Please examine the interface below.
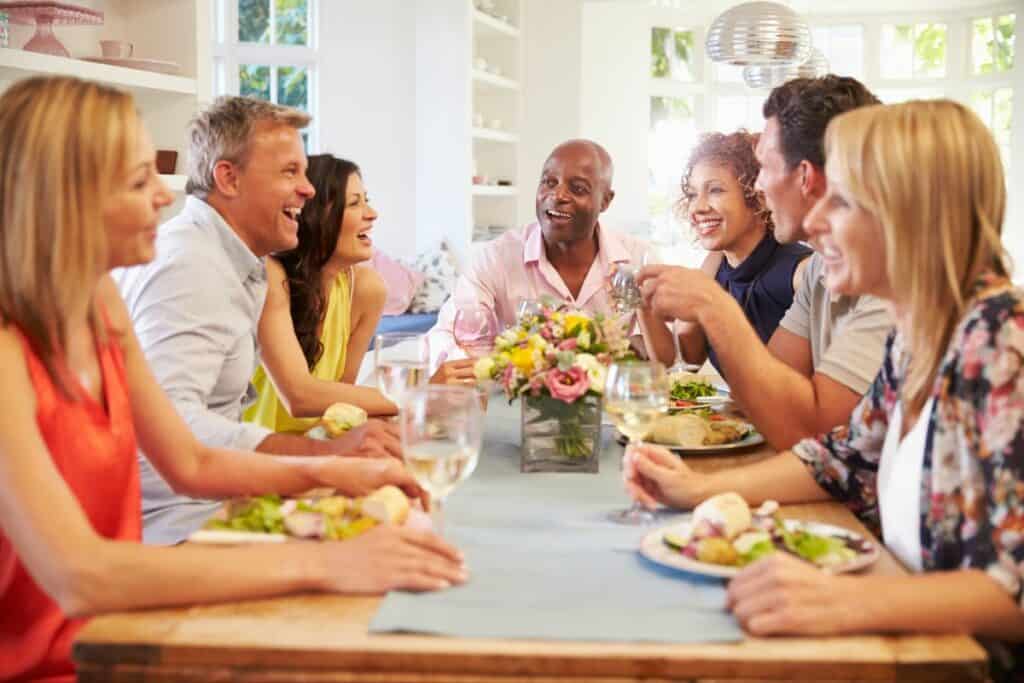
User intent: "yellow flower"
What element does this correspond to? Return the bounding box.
[510,347,535,375]
[564,313,589,334]
[473,357,496,381]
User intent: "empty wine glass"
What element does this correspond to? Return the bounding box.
[453,303,499,359]
[514,297,544,327]
[374,332,429,404]
[400,386,483,534]
[603,361,670,525]
[639,247,701,375]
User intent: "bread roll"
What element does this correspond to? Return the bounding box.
[693,492,752,540]
[361,485,410,525]
[651,413,708,447]
[320,402,368,438]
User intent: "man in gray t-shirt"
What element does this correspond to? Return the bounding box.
[639,76,891,449]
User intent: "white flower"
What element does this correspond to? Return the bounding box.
[577,328,592,348]
[573,353,606,393]
[473,356,496,381]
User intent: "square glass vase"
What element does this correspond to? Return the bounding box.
[520,393,601,473]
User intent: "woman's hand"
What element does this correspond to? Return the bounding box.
[430,359,477,386]
[329,419,401,460]
[320,524,468,593]
[624,443,709,510]
[727,552,858,636]
[313,457,430,510]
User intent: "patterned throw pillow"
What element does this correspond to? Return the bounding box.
[407,241,459,314]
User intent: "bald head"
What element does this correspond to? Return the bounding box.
[546,139,614,190]
[536,139,616,245]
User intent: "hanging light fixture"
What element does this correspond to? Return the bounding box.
[705,1,812,67]
[741,48,829,89]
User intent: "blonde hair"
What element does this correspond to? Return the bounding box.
[825,100,1009,415]
[0,76,139,396]
[185,96,311,197]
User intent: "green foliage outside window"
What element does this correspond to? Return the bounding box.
[650,96,693,127]
[974,15,1015,74]
[651,27,694,80]
[239,0,307,45]
[239,64,270,99]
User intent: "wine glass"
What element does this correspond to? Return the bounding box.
[374,332,429,403]
[400,386,483,534]
[603,361,670,525]
[453,303,499,359]
[514,297,544,327]
[639,247,701,376]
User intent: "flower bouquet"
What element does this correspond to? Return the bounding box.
[473,304,634,472]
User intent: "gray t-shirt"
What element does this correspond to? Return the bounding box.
[777,252,893,395]
[114,197,272,544]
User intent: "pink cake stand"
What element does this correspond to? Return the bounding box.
[0,1,103,57]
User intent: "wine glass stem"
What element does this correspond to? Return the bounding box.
[672,324,683,368]
[624,439,646,515]
[431,498,446,536]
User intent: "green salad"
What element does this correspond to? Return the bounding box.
[670,380,716,402]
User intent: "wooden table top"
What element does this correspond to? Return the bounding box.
[73,446,990,683]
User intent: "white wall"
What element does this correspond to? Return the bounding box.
[317,0,418,261]
[519,0,584,224]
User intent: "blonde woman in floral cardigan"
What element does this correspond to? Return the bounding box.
[627,99,1024,678]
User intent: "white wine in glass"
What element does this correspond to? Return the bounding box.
[374,332,429,403]
[400,386,483,534]
[604,361,670,525]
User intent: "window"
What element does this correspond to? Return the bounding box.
[971,88,1013,172]
[213,0,318,149]
[880,23,947,79]
[812,25,865,80]
[651,27,696,82]
[973,13,1016,75]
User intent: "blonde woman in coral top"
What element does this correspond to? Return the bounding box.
[0,76,464,683]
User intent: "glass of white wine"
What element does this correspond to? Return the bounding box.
[374,332,429,404]
[400,385,483,535]
[603,361,670,525]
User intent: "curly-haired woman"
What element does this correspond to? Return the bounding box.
[245,155,397,431]
[641,130,811,374]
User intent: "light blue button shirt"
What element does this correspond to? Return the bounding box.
[114,196,272,544]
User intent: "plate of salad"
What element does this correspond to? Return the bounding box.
[668,375,730,413]
[639,493,879,579]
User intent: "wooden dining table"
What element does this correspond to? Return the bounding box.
[73,413,990,683]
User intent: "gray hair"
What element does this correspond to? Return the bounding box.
[185,96,312,197]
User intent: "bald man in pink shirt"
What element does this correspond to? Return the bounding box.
[430,139,649,382]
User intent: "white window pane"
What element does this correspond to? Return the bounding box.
[881,24,913,79]
[973,17,996,75]
[649,96,699,222]
[913,23,947,78]
[715,96,749,134]
[651,27,696,82]
[829,25,864,79]
[714,62,743,84]
[875,88,944,105]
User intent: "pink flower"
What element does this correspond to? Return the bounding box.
[558,338,578,351]
[544,366,589,403]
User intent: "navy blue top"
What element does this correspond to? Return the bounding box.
[706,233,812,376]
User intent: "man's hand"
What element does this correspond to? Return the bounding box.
[624,443,709,510]
[430,359,477,386]
[329,419,401,460]
[637,265,723,323]
[313,456,429,510]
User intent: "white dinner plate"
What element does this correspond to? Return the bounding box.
[616,426,765,454]
[640,518,880,579]
[188,529,289,545]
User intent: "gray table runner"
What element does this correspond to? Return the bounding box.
[370,400,744,644]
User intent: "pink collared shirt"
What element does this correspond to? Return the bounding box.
[428,222,649,363]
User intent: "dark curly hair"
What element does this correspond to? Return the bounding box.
[276,154,360,370]
[762,74,881,170]
[677,130,773,233]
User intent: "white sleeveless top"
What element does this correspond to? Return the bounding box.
[877,397,935,573]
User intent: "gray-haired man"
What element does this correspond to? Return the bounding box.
[115,97,400,544]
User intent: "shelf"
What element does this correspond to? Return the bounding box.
[472,10,520,39]
[161,174,187,192]
[0,49,197,96]
[472,69,520,91]
[472,127,519,143]
[472,185,518,197]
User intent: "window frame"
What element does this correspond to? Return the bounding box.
[212,0,320,151]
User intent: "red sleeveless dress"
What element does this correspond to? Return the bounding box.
[0,325,140,682]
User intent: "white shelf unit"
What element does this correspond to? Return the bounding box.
[471,0,523,245]
[0,0,211,197]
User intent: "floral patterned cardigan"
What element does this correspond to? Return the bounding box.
[791,277,1024,675]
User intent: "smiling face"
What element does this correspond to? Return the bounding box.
[535,142,613,245]
[754,117,810,244]
[230,121,314,256]
[684,160,762,253]
[332,172,378,264]
[102,126,175,269]
[803,163,890,299]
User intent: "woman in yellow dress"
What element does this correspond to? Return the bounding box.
[246,155,396,431]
